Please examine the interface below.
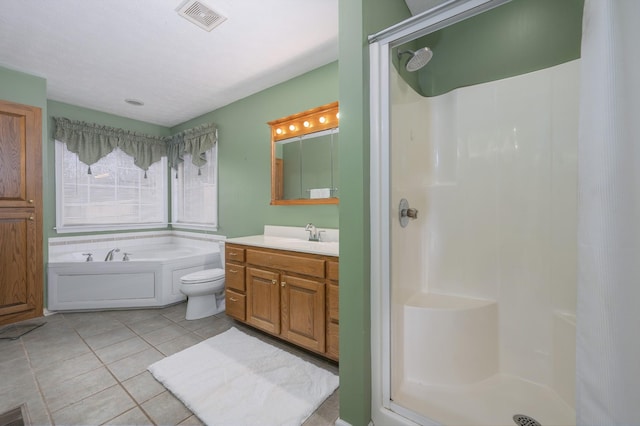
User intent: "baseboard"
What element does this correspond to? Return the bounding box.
[335,418,374,426]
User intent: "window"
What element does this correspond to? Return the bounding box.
[171,145,218,230]
[55,141,167,232]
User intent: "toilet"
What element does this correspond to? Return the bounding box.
[180,268,226,320]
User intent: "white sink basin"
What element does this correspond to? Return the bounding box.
[226,234,339,256]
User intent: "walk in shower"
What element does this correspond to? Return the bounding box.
[370,1,583,424]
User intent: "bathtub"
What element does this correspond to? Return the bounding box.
[47,243,220,311]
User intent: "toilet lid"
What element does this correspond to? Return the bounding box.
[181,268,225,284]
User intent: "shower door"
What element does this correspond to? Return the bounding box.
[370,1,580,425]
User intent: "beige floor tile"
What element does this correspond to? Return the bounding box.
[107,347,164,382]
[51,385,135,426]
[82,325,137,351]
[155,333,202,357]
[121,371,165,404]
[103,406,153,425]
[141,323,189,346]
[42,366,117,412]
[95,336,152,364]
[141,391,192,426]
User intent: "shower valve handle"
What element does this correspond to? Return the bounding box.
[402,208,418,219]
[399,198,419,228]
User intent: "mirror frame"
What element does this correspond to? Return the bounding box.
[269,101,339,205]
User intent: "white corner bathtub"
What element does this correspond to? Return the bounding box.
[47,243,220,311]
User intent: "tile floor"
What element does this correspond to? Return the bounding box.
[0,303,339,425]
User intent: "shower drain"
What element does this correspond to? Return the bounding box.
[513,414,541,426]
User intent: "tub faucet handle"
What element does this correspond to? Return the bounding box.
[122,253,131,262]
[82,253,93,262]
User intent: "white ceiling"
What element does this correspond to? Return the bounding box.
[0,0,339,127]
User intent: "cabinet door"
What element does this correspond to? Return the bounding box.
[246,267,280,334]
[281,274,325,352]
[0,100,42,208]
[0,210,42,324]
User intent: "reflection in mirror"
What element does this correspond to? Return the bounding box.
[269,102,339,205]
[278,129,339,200]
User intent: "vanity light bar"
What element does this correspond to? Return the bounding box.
[268,101,339,142]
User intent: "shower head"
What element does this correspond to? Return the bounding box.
[397,47,433,72]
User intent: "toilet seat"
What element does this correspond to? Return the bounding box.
[181,268,225,284]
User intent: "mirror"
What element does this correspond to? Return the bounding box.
[269,102,339,205]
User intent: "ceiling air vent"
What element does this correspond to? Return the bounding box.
[176,0,227,32]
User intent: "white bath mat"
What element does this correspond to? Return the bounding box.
[148,327,338,426]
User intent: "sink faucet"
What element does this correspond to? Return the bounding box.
[305,223,324,242]
[105,248,120,261]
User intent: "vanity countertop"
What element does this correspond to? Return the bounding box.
[225,226,339,257]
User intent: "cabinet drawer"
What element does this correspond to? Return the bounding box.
[225,264,245,292]
[246,249,325,278]
[327,260,339,281]
[327,282,339,322]
[225,290,245,321]
[226,245,246,262]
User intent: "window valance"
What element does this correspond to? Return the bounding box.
[53,117,168,173]
[53,118,218,174]
[168,123,218,170]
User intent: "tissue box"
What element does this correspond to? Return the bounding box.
[309,188,331,199]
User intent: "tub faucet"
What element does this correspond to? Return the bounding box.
[105,248,120,261]
[305,223,323,242]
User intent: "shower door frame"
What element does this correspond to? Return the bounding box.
[368,1,511,425]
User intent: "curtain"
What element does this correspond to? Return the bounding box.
[53,117,168,173]
[576,1,640,424]
[168,123,218,170]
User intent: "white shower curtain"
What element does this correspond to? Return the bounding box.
[577,0,640,424]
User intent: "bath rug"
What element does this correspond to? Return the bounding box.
[148,327,338,426]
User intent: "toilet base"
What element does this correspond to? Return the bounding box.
[185,293,225,320]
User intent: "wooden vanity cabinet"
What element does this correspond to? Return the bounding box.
[225,246,246,321]
[225,243,338,360]
[326,260,340,359]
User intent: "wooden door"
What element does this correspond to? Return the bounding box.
[246,267,280,334]
[281,274,325,352]
[0,99,43,326]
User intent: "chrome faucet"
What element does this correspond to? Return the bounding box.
[305,223,324,242]
[104,248,120,261]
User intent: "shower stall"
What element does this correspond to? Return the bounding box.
[370,0,582,424]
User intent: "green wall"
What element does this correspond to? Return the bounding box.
[415,0,583,96]
[171,61,339,238]
[338,1,412,425]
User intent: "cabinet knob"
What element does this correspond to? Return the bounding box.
[271,279,277,285]
[229,269,237,273]
[281,281,286,287]
[229,252,237,256]
[28,216,34,221]
[229,297,238,302]
[28,199,34,204]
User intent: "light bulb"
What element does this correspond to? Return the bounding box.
[289,124,296,131]
[276,128,283,135]
[303,121,310,127]
[319,116,326,124]
[336,112,340,119]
